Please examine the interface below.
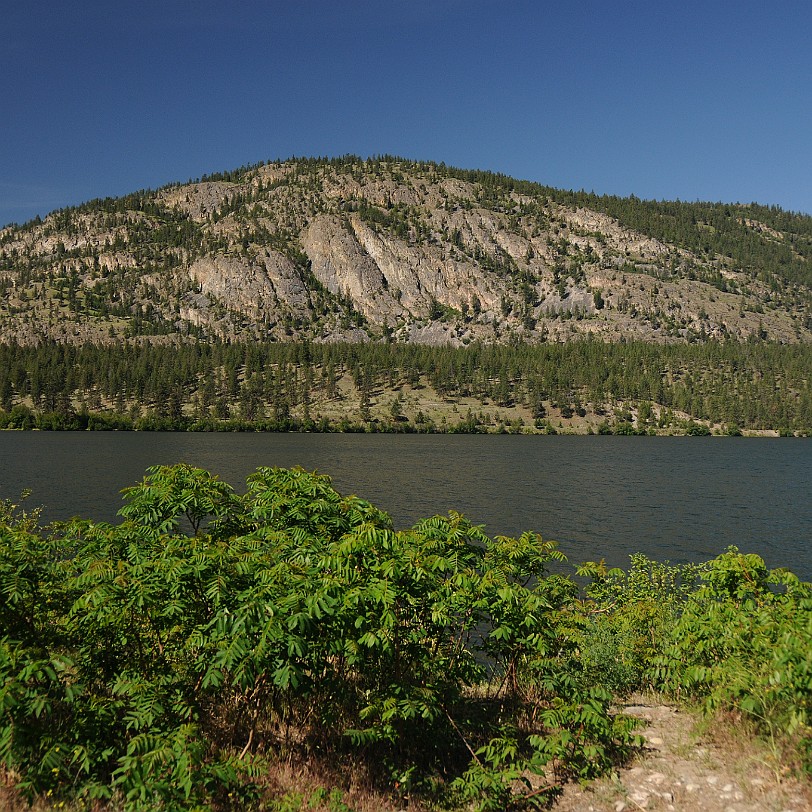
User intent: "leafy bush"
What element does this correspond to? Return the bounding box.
[652,548,812,772]
[575,554,705,694]
[577,548,812,774]
[5,468,807,809]
[0,465,641,810]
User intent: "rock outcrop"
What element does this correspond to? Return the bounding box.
[0,156,809,346]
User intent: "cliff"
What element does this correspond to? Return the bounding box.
[1,156,810,346]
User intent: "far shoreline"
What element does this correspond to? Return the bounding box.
[0,417,805,438]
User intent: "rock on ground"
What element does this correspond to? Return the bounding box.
[552,700,811,812]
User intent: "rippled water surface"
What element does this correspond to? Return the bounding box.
[1,433,810,579]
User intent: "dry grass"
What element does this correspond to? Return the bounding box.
[696,708,812,802]
[1,756,427,812]
[255,756,429,811]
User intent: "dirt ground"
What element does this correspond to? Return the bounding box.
[2,698,809,811]
[552,699,811,812]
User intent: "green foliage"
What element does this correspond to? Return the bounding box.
[0,465,641,810]
[650,548,812,770]
[575,555,704,693]
[577,548,812,774]
[2,469,809,809]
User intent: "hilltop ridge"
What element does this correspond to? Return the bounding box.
[1,155,811,347]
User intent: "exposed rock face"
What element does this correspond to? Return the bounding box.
[303,215,405,321]
[161,182,233,221]
[188,251,310,318]
[0,156,810,346]
[349,216,500,315]
[302,213,506,327]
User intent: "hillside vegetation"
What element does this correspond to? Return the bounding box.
[2,156,811,434]
[1,338,811,435]
[1,155,811,347]
[1,465,810,811]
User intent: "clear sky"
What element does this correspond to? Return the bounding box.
[2,0,811,228]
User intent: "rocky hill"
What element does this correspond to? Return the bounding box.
[1,155,811,346]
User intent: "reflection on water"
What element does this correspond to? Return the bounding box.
[1,432,810,580]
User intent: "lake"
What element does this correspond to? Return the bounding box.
[1,432,810,580]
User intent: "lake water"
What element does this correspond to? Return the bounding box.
[1,433,810,581]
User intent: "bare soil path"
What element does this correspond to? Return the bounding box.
[553,700,811,812]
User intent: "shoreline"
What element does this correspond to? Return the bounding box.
[0,411,806,437]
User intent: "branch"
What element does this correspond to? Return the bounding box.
[238,728,254,760]
[443,707,481,766]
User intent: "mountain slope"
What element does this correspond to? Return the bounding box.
[1,156,810,346]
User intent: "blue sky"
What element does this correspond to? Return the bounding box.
[2,0,811,227]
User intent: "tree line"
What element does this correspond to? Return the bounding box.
[0,339,810,433]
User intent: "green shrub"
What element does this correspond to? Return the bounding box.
[0,465,641,810]
[575,554,704,694]
[7,467,806,807]
[651,548,812,770]
[577,548,812,774]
